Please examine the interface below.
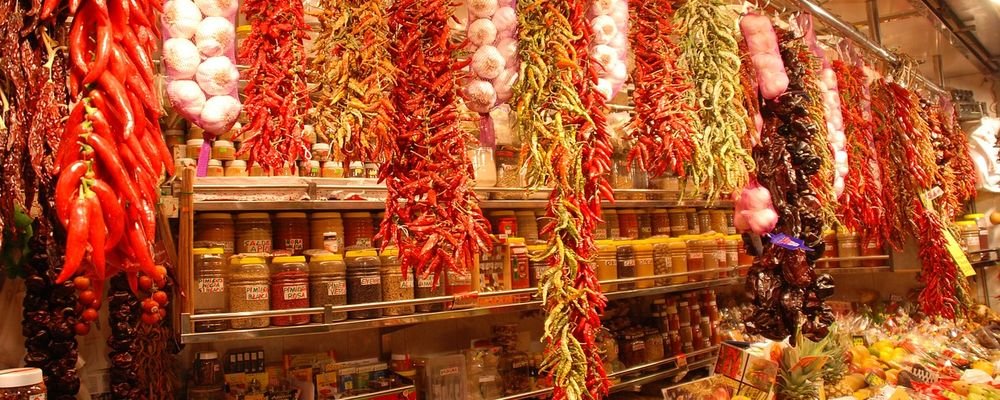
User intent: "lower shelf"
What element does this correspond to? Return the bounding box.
[337,384,415,400]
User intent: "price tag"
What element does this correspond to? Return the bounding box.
[676,353,688,368]
[852,335,867,347]
[160,196,179,218]
[943,229,976,277]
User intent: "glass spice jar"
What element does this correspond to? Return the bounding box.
[668,238,688,284]
[615,241,636,290]
[228,256,270,329]
[236,213,272,254]
[684,236,703,282]
[861,240,885,268]
[193,351,223,386]
[225,160,248,177]
[724,235,741,277]
[644,328,664,362]
[270,256,310,326]
[710,210,727,234]
[685,208,699,235]
[667,210,688,237]
[633,240,655,289]
[446,269,472,295]
[515,211,539,242]
[193,247,227,332]
[724,210,736,235]
[618,209,639,240]
[637,209,653,239]
[652,239,672,286]
[605,209,620,239]
[309,253,347,323]
[346,250,383,319]
[651,209,670,237]
[206,159,224,177]
[836,229,861,268]
[321,161,344,178]
[697,210,712,234]
[527,245,548,288]
[379,247,414,316]
[700,236,721,281]
[596,240,618,292]
[0,368,46,399]
[310,212,344,253]
[195,213,235,261]
[274,212,310,255]
[821,230,838,268]
[414,272,445,313]
[344,212,374,249]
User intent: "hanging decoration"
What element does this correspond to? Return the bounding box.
[514,0,612,397]
[380,0,491,285]
[237,0,312,171]
[310,0,394,162]
[588,0,629,101]
[675,0,755,201]
[627,0,698,178]
[743,28,835,342]
[831,59,884,246]
[799,14,847,199]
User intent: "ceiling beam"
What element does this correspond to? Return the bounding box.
[911,0,999,76]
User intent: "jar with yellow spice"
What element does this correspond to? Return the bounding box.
[633,240,655,289]
[667,238,688,284]
[683,236,703,282]
[700,236,720,280]
[596,240,618,292]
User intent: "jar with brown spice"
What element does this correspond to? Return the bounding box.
[229,257,270,329]
[193,247,227,332]
[0,368,46,400]
[379,248,414,316]
[195,213,235,261]
[644,328,664,362]
[618,209,639,240]
[637,209,653,239]
[667,209,687,237]
[414,272,445,313]
[615,241,636,290]
[651,209,670,237]
[236,213,272,254]
[309,254,347,322]
[605,209,620,239]
[344,212,374,249]
[310,212,344,253]
[346,250,383,319]
[684,208,699,235]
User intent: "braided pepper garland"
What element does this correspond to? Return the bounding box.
[238,0,312,171]
[310,0,394,162]
[626,0,698,178]
[831,60,883,246]
[379,0,491,285]
[675,0,755,201]
[513,0,611,398]
[933,99,977,218]
[871,80,967,318]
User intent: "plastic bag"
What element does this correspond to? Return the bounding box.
[161,0,242,174]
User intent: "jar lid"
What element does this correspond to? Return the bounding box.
[618,209,636,215]
[596,240,616,250]
[323,161,342,167]
[710,210,726,215]
[233,256,267,265]
[652,209,668,214]
[208,159,222,167]
[186,138,204,146]
[344,212,372,218]
[380,247,399,256]
[697,210,711,214]
[491,210,516,217]
[197,212,233,220]
[237,212,270,220]
[346,249,378,258]
[836,228,856,236]
[227,160,247,168]
[956,220,977,227]
[391,353,409,361]
[364,162,378,167]
[193,247,224,255]
[273,256,307,264]
[236,25,252,34]
[726,234,742,240]
[213,140,234,148]
[526,244,547,253]
[275,212,308,219]
[311,254,345,262]
[312,212,342,219]
[349,161,364,168]
[0,368,43,388]
[633,240,654,251]
[198,351,219,360]
[312,142,331,150]
[964,213,986,219]
[507,237,525,244]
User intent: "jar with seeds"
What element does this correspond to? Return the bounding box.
[229,256,270,329]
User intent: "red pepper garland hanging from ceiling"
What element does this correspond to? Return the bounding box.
[513,0,612,397]
[238,0,312,172]
[380,0,491,285]
[626,0,698,178]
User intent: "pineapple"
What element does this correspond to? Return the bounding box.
[777,331,829,400]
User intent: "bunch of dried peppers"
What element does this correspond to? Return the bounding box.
[379,0,491,285]
[831,59,883,246]
[675,0,755,201]
[310,0,394,162]
[743,28,835,342]
[513,0,612,397]
[626,0,698,178]
[238,0,312,171]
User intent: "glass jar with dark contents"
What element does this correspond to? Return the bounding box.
[346,250,383,319]
[615,241,636,290]
[310,253,347,322]
[0,368,46,400]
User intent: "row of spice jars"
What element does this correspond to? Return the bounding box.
[817,229,888,268]
[593,235,751,292]
[194,249,476,332]
[486,208,738,244]
[195,211,385,257]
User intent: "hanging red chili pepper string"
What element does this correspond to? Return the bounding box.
[626,0,697,178]
[514,0,611,397]
[831,60,884,246]
[380,0,491,285]
[238,0,312,171]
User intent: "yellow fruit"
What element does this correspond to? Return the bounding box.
[972,360,995,376]
[854,389,872,399]
[953,381,971,396]
[885,369,899,385]
[841,374,868,391]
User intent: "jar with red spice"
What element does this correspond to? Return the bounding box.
[446,269,473,295]
[343,212,374,249]
[274,212,310,255]
[618,209,639,239]
[492,211,518,241]
[269,256,310,326]
[684,236,704,282]
[651,209,670,237]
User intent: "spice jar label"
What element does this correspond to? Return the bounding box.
[284,238,304,251]
[360,276,381,286]
[329,281,347,296]
[242,239,272,253]
[689,251,703,260]
[400,279,414,289]
[245,285,269,301]
[417,276,435,288]
[283,284,308,300]
[197,278,225,293]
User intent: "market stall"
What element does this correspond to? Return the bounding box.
[0,0,999,398]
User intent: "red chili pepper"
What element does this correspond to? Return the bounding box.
[85,193,107,280]
[125,220,161,284]
[56,196,90,284]
[68,12,92,78]
[39,0,62,20]
[81,15,112,85]
[89,179,124,250]
[120,26,155,85]
[85,132,142,210]
[96,70,136,139]
[55,160,89,227]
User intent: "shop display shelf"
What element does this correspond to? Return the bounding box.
[494,346,719,400]
[335,384,415,400]
[968,248,1000,269]
[180,272,740,344]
